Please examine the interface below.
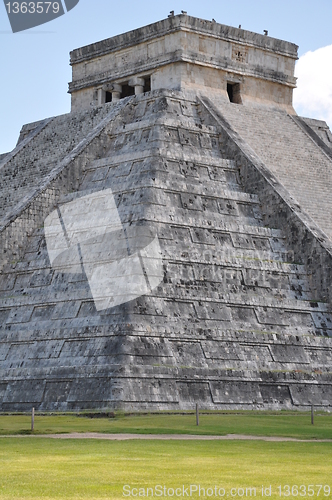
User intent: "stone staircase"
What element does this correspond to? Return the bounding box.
[0,90,332,411]
[299,117,332,151]
[0,104,114,225]
[206,98,332,242]
[0,153,8,163]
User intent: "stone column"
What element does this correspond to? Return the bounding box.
[128,77,145,95]
[97,88,106,106]
[103,83,122,102]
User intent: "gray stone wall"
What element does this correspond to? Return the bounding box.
[202,97,332,243]
[199,96,332,307]
[0,99,130,272]
[1,90,332,411]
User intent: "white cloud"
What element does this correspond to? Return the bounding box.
[293,45,332,130]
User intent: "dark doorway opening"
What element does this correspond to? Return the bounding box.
[121,84,135,99]
[144,76,151,93]
[227,82,242,104]
[105,91,112,103]
[227,83,234,102]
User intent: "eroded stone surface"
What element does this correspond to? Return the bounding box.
[1,15,332,410]
[0,90,332,411]
[205,98,332,242]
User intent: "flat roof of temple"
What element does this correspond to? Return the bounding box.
[70,14,298,65]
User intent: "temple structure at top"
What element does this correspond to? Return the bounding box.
[68,14,298,113]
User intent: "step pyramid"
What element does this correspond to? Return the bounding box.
[1,90,332,410]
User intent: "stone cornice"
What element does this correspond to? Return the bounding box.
[70,14,298,65]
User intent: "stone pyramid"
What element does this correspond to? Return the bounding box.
[1,14,332,411]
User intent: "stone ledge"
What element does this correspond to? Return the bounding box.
[70,15,298,65]
[69,51,297,94]
[0,118,53,173]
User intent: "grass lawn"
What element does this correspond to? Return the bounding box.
[0,411,332,439]
[0,438,331,499]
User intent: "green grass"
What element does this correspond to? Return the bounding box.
[0,438,331,499]
[1,413,331,499]
[0,411,332,439]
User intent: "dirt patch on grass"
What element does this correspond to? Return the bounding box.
[1,433,332,442]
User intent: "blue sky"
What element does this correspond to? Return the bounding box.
[1,0,332,153]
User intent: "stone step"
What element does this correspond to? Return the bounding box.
[58,183,260,221]
[207,97,332,241]
[79,168,255,201]
[0,350,328,374]
[141,205,284,239]
[2,261,308,302]
[111,114,219,135]
[0,308,328,341]
[1,283,329,328]
[0,103,117,224]
[89,154,237,171]
[1,311,330,345]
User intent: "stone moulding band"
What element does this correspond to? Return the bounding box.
[68,53,297,95]
[70,16,298,65]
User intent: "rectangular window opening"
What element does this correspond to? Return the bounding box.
[121,84,135,99]
[144,76,151,93]
[227,82,242,104]
[105,91,112,103]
